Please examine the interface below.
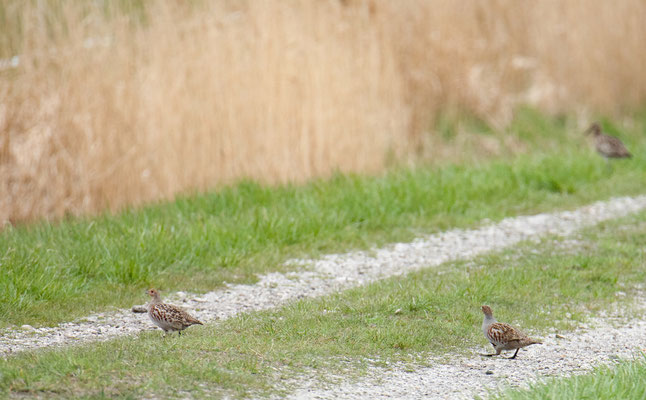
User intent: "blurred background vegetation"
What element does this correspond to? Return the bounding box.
[1,0,645,224]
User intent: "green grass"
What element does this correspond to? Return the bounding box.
[495,356,646,399]
[2,113,646,328]
[1,209,645,398]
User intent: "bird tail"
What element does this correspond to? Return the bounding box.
[529,338,542,345]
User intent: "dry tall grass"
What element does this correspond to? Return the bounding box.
[1,0,646,223]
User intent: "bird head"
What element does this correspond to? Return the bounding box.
[584,123,601,136]
[481,305,494,317]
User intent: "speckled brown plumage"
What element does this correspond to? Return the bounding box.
[146,288,203,335]
[585,122,631,159]
[481,305,541,359]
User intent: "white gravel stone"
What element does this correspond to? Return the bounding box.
[1,195,646,358]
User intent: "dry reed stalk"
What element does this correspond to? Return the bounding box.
[1,0,645,223]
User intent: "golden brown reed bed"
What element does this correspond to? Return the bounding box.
[1,0,645,223]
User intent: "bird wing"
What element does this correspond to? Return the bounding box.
[598,135,631,157]
[155,304,202,328]
[488,322,526,343]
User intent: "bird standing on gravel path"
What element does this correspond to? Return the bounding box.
[584,122,631,160]
[480,305,541,359]
[146,288,203,335]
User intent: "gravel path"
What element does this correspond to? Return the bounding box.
[2,195,646,357]
[287,302,646,399]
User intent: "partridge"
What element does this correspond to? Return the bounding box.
[584,122,631,159]
[481,305,541,359]
[146,288,203,335]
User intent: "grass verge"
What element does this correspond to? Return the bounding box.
[2,112,646,328]
[1,208,645,398]
[494,356,646,400]
[2,147,646,328]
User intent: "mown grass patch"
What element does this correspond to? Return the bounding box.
[494,356,646,400]
[1,209,645,398]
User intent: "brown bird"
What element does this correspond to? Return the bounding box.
[480,305,541,359]
[584,122,631,160]
[146,288,203,335]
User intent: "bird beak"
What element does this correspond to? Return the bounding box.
[583,126,592,135]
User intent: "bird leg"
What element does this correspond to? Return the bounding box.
[605,158,613,173]
[506,349,520,359]
[480,345,501,357]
